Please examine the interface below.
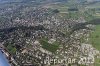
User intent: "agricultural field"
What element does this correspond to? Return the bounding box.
[46,3,69,13]
[46,3,96,21]
[90,25,100,50]
[86,2,100,9]
[95,58,100,66]
[86,2,100,51]
[94,12,100,18]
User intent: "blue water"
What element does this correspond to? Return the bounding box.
[0,50,10,66]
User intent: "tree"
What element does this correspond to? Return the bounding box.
[53,9,60,13]
[68,63,71,66]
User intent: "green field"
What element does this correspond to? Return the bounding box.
[95,58,100,66]
[48,3,69,13]
[86,2,100,9]
[7,44,17,54]
[94,12,100,18]
[90,25,100,50]
[39,39,59,53]
[47,2,97,21]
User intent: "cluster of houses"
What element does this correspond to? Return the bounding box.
[0,5,99,66]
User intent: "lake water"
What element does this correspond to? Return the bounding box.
[0,50,10,66]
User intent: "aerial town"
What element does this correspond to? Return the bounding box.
[0,0,100,66]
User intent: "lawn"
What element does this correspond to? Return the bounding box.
[39,39,59,53]
[90,25,100,50]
